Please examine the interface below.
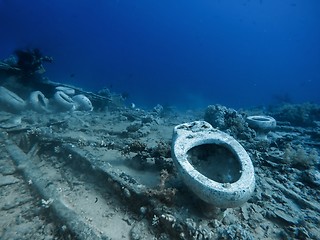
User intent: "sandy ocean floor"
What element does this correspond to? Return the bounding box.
[1,101,320,239]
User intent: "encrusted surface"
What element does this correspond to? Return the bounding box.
[0,105,319,239]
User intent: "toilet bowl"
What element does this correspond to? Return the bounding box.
[171,121,255,209]
[53,91,76,112]
[55,86,75,96]
[29,91,50,113]
[246,115,276,140]
[0,86,26,113]
[72,94,93,111]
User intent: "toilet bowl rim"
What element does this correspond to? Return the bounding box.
[246,115,276,130]
[30,91,49,105]
[29,91,50,112]
[172,131,254,191]
[53,91,76,110]
[247,115,276,123]
[0,86,26,113]
[0,86,25,104]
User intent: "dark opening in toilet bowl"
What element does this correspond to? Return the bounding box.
[252,116,270,121]
[187,144,241,183]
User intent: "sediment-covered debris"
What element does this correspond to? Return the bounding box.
[0,101,319,239]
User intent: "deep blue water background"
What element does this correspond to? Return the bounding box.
[0,0,319,109]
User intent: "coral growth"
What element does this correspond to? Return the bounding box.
[127,140,147,153]
[151,141,171,158]
[269,103,320,127]
[15,48,53,77]
[282,144,318,168]
[145,169,177,204]
[204,104,255,140]
[151,141,173,171]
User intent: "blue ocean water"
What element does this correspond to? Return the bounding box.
[0,0,319,109]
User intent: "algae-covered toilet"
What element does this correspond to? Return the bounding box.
[246,115,276,140]
[171,121,255,209]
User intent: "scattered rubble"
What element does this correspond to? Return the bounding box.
[0,102,319,239]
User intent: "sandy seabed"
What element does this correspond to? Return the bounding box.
[0,104,320,240]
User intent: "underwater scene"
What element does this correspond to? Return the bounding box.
[0,0,319,239]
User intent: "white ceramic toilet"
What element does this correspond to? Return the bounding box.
[29,91,50,113]
[246,115,276,140]
[72,94,93,111]
[171,121,255,209]
[52,91,76,112]
[0,86,26,113]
